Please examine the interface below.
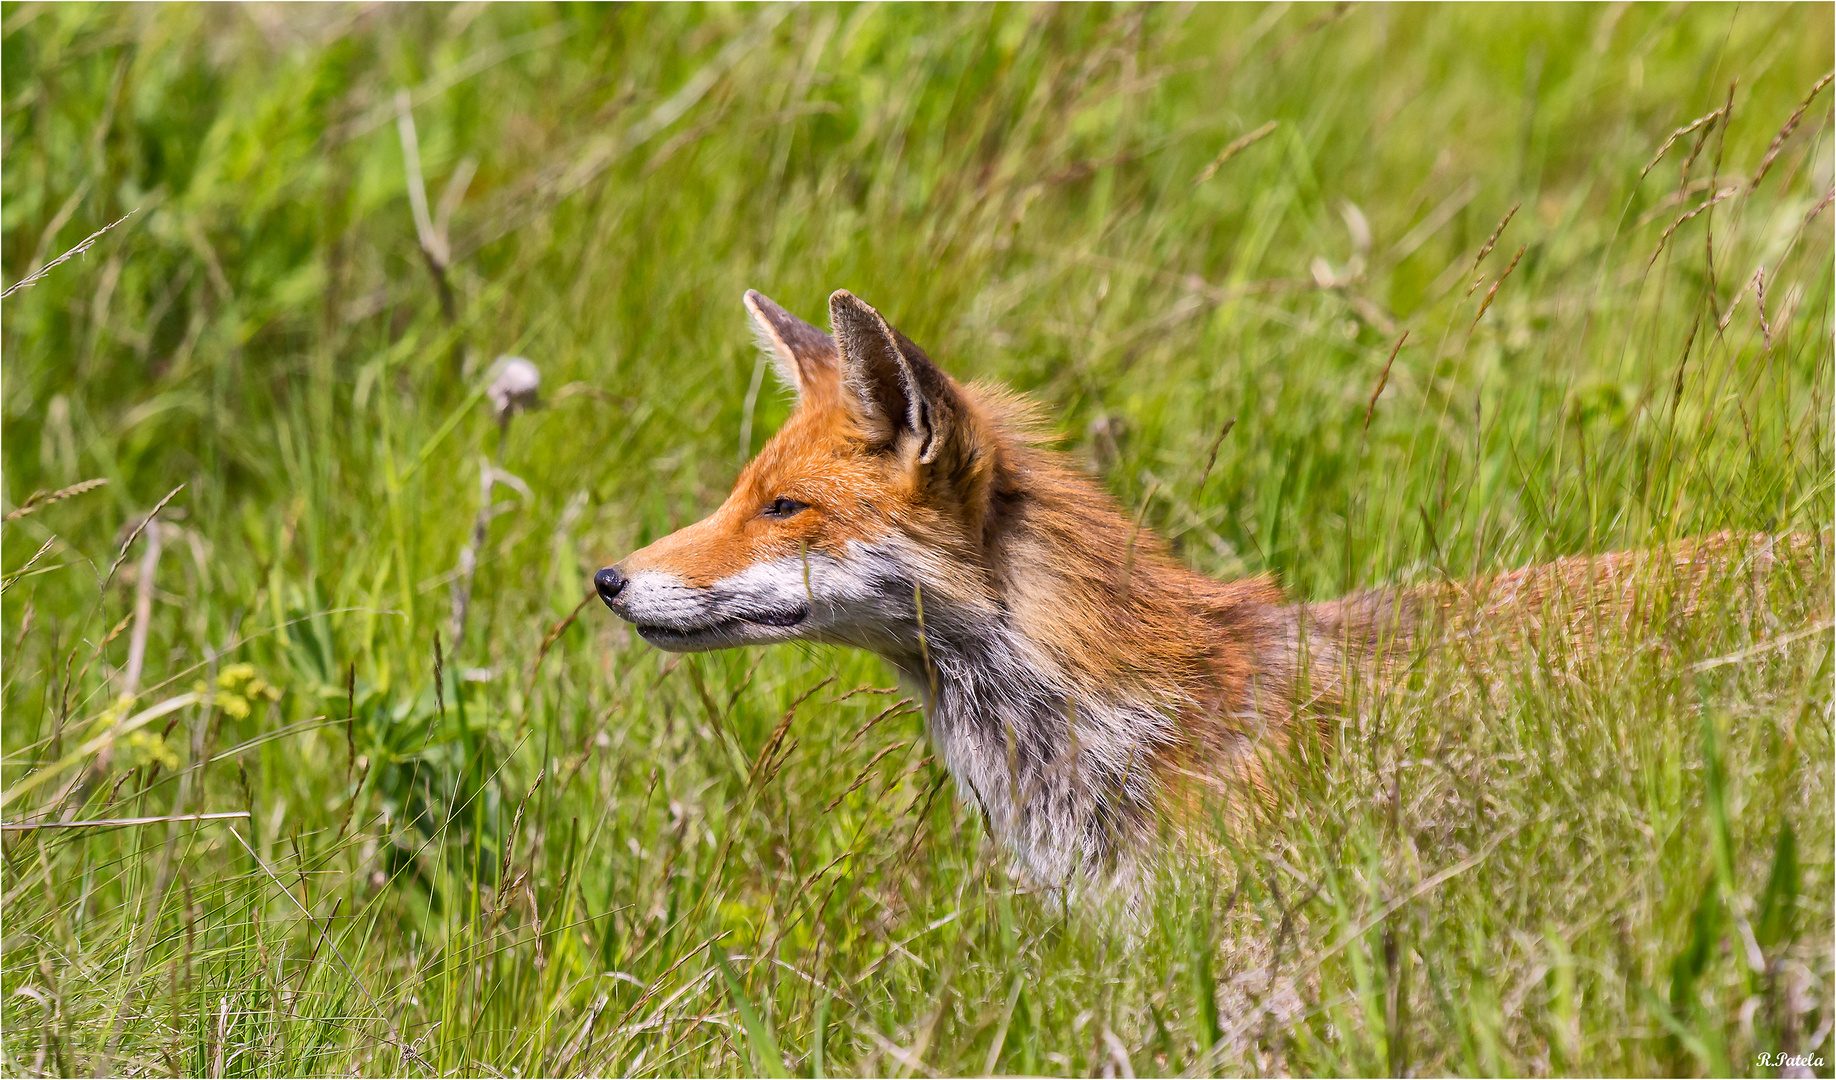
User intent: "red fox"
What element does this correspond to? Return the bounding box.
[596,289,1814,895]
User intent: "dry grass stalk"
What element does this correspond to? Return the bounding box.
[1750,70,1834,191]
[2,810,249,831]
[101,485,183,591]
[1363,333,1409,436]
[119,520,162,698]
[2,211,136,299]
[0,536,57,594]
[1465,203,1519,297]
[4,478,108,522]
[1193,120,1279,186]
[1648,185,1741,268]
[1469,243,1527,330]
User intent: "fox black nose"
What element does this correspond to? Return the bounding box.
[593,567,627,607]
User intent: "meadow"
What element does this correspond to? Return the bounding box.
[2,4,1832,1076]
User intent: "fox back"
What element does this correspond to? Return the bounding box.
[596,289,1816,897]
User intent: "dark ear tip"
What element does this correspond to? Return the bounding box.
[829,290,879,329]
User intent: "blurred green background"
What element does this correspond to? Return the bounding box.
[3,4,1831,1076]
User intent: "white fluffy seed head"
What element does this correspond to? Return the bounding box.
[487,355,541,419]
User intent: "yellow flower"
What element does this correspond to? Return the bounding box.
[121,730,182,771]
[84,695,133,739]
[218,663,258,689]
[206,664,281,712]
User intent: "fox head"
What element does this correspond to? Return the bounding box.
[595,290,1008,665]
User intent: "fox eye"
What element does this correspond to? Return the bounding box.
[762,497,809,519]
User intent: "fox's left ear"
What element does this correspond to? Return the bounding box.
[745,290,839,403]
[829,290,963,466]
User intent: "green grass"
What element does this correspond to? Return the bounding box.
[3,3,1832,1076]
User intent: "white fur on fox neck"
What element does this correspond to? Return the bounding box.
[898,620,1178,891]
[815,533,1181,893]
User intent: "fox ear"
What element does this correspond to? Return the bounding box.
[745,290,839,402]
[829,290,957,464]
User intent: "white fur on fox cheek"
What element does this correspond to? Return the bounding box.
[613,549,890,629]
[613,570,716,631]
[710,540,933,647]
[617,536,938,645]
[720,544,908,615]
